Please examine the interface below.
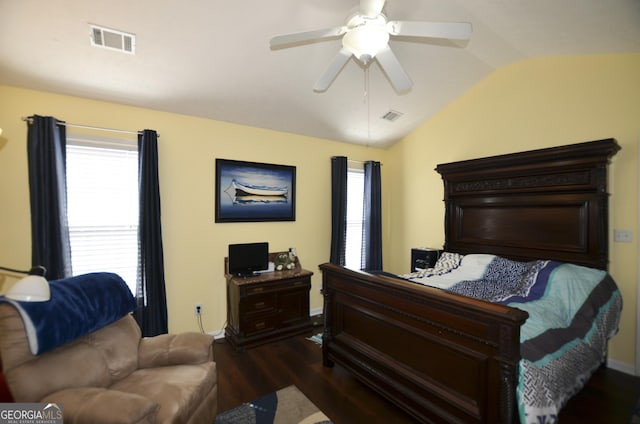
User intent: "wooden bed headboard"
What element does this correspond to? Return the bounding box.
[435,139,620,270]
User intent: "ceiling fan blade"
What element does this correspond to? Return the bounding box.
[387,21,472,40]
[375,45,412,94]
[313,48,352,92]
[270,26,346,49]
[360,0,386,17]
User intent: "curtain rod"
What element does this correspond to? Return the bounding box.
[331,157,383,166]
[348,159,382,165]
[21,117,154,137]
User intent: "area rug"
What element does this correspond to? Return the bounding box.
[215,385,332,424]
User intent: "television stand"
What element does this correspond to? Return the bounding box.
[224,252,313,351]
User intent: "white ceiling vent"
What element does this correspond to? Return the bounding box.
[381,110,403,122]
[90,24,135,54]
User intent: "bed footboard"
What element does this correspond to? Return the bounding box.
[320,263,528,424]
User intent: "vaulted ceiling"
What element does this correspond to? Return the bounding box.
[1,0,639,147]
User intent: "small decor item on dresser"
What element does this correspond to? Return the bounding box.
[274,251,295,271]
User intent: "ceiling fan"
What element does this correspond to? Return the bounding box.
[270,0,472,94]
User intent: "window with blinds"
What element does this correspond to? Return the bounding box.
[345,165,365,269]
[66,137,139,293]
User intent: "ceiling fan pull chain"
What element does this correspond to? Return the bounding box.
[366,66,371,141]
[363,66,369,103]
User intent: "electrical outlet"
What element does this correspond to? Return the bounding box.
[194,304,202,316]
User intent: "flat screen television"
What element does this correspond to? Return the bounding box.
[228,242,269,277]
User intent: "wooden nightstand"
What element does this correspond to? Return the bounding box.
[224,253,313,351]
[410,248,441,272]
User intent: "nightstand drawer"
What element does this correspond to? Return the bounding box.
[243,294,276,313]
[243,315,277,335]
[245,279,309,295]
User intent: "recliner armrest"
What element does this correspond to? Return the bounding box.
[41,387,159,424]
[138,332,214,368]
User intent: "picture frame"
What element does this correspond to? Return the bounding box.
[215,159,296,223]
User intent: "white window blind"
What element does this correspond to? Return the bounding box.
[66,138,139,293]
[345,165,365,269]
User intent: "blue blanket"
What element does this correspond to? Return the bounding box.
[0,272,136,355]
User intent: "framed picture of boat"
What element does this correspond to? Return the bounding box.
[215,159,296,222]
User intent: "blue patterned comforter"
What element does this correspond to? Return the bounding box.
[446,257,622,424]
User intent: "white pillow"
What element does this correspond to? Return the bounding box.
[411,254,496,289]
[459,254,496,269]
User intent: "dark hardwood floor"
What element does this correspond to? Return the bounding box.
[214,330,640,423]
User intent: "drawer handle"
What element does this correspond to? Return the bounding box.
[254,301,265,309]
[255,321,265,329]
[252,287,264,293]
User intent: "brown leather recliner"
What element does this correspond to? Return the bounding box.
[0,304,218,424]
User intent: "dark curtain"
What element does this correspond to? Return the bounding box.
[361,161,383,271]
[26,115,72,280]
[330,156,348,265]
[133,129,168,336]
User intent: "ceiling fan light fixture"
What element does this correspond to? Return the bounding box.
[342,16,389,64]
[270,0,473,93]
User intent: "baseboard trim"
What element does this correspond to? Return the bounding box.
[607,358,637,376]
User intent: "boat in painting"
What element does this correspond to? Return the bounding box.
[225,179,288,198]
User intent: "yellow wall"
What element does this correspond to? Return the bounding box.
[1,52,638,370]
[0,85,387,334]
[386,53,640,368]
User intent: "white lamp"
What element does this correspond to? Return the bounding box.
[1,266,50,302]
